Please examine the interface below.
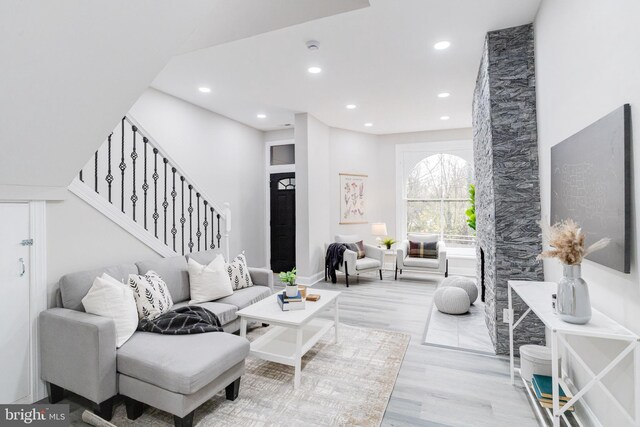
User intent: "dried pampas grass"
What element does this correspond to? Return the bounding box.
[538,219,610,265]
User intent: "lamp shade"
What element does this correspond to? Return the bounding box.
[371,222,388,236]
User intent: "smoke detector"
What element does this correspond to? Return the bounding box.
[306,40,320,51]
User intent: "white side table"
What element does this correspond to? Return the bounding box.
[508,280,640,427]
[382,249,396,271]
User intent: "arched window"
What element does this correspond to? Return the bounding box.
[405,154,474,247]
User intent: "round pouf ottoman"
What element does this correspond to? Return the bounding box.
[441,276,479,304]
[434,286,470,315]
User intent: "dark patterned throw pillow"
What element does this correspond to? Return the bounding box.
[128,270,173,320]
[226,253,253,290]
[346,240,366,259]
[409,241,438,259]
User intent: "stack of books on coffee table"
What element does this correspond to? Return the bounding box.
[277,291,305,311]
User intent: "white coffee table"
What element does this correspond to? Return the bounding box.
[237,288,341,389]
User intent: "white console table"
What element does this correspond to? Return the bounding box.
[508,280,640,427]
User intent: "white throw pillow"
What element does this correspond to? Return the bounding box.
[226,253,253,290]
[81,273,138,348]
[188,255,233,304]
[128,270,173,320]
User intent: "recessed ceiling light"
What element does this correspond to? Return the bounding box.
[437,92,451,98]
[307,66,322,74]
[198,87,211,93]
[345,104,357,110]
[434,41,451,50]
[257,113,267,119]
[440,116,450,121]
[364,122,373,127]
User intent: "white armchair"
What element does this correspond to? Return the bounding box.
[324,234,385,287]
[396,233,448,280]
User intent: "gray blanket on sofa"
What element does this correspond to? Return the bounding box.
[138,306,223,335]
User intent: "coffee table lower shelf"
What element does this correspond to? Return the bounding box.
[250,318,335,363]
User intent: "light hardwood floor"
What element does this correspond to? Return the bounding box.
[311,271,537,427]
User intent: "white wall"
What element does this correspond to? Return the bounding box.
[294,113,331,283]
[128,89,266,266]
[329,128,380,242]
[535,1,640,424]
[47,193,159,308]
[0,1,214,194]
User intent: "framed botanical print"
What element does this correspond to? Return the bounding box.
[339,173,367,224]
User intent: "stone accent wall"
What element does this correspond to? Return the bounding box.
[472,24,545,355]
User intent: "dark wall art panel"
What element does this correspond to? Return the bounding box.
[551,104,631,273]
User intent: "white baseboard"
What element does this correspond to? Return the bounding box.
[450,266,476,277]
[296,271,324,286]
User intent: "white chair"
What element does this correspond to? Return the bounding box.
[324,234,385,287]
[396,233,448,280]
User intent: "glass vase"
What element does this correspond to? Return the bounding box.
[557,264,592,324]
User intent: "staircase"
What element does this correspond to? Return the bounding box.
[69,116,229,258]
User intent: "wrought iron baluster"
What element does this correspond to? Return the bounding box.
[142,137,149,230]
[105,133,113,202]
[188,185,194,253]
[217,213,222,248]
[94,150,99,193]
[119,118,126,213]
[210,208,215,249]
[171,168,177,251]
[152,148,159,237]
[196,193,201,251]
[203,201,209,251]
[180,177,186,255]
[130,126,138,221]
[163,159,169,244]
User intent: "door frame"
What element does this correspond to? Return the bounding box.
[264,139,295,269]
[0,201,47,403]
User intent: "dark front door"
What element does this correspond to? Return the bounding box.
[270,173,296,273]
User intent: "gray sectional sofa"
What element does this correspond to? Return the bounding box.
[39,249,273,427]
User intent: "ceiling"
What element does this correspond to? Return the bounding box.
[152,0,542,135]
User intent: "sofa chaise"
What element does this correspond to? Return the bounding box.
[39,249,273,427]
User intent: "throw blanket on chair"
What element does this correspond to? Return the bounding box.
[325,243,348,284]
[138,306,223,335]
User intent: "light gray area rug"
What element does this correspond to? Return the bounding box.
[107,325,409,427]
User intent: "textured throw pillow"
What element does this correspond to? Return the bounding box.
[81,273,138,347]
[346,240,366,259]
[409,240,438,259]
[226,253,253,290]
[128,270,174,320]
[188,255,233,304]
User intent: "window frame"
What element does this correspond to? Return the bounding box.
[396,144,475,249]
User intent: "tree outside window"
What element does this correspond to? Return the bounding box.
[405,154,475,247]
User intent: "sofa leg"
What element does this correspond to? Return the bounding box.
[93,397,114,421]
[379,269,383,280]
[47,382,64,404]
[324,261,328,281]
[125,397,144,420]
[174,411,194,427]
[445,259,449,278]
[225,378,241,401]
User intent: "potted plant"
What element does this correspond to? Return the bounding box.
[279,268,298,297]
[382,237,396,250]
[537,219,609,324]
[466,183,476,232]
